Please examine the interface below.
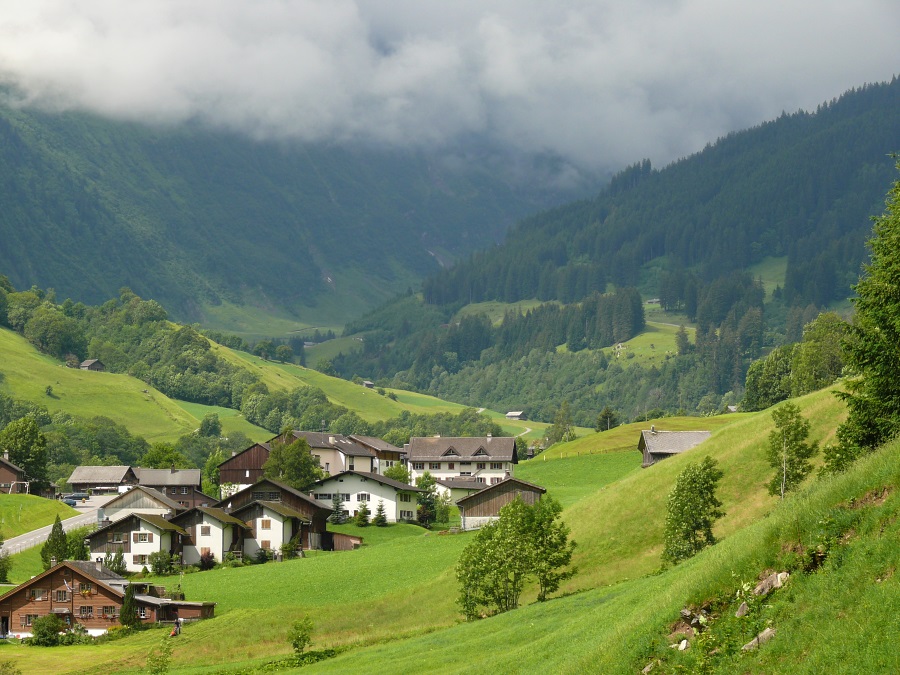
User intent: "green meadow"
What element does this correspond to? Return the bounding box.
[0,495,76,540]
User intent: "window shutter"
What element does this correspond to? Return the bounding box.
[148,533,153,543]
[133,555,139,565]
[132,532,138,544]
[107,532,113,543]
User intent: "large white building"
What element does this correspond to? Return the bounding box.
[309,471,423,522]
[405,436,517,486]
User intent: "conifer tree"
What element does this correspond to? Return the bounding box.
[40,515,68,570]
[373,500,388,527]
[355,501,370,527]
[329,493,346,524]
[120,583,140,629]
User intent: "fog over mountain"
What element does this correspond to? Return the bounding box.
[1,1,896,175]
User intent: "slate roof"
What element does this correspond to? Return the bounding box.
[233,499,311,523]
[66,560,127,582]
[67,465,136,485]
[192,507,250,528]
[456,477,546,506]
[437,478,487,492]
[214,477,331,512]
[135,468,202,487]
[309,471,424,492]
[638,430,712,457]
[290,431,375,457]
[348,435,404,454]
[102,485,185,512]
[406,436,516,462]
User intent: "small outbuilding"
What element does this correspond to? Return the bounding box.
[638,427,712,467]
[79,359,105,371]
[456,477,546,531]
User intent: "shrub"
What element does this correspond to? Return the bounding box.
[198,550,216,571]
[29,614,66,646]
[288,616,313,657]
[148,551,175,576]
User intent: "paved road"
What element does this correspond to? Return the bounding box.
[1,495,117,555]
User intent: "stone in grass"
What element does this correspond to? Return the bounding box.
[641,660,659,674]
[742,627,777,651]
[678,639,689,651]
[754,572,789,596]
[735,601,749,618]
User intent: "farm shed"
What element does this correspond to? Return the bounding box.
[456,477,546,531]
[638,427,712,467]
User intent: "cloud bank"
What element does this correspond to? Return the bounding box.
[1,0,897,170]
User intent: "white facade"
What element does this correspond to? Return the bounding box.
[311,474,418,522]
[126,524,175,573]
[408,459,512,486]
[240,505,292,557]
[180,514,240,566]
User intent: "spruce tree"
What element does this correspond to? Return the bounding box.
[120,583,140,629]
[40,515,68,570]
[355,501,370,527]
[373,500,388,527]
[329,493,346,524]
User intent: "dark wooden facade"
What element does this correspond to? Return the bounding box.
[144,484,215,509]
[0,457,26,494]
[215,478,330,545]
[218,443,271,487]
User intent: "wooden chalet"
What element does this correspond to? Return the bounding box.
[0,454,26,494]
[215,478,331,550]
[79,359,105,371]
[0,560,214,637]
[638,427,712,467]
[456,477,546,530]
[348,434,405,473]
[135,468,213,508]
[171,507,249,565]
[97,485,185,523]
[87,513,188,572]
[217,440,274,493]
[67,466,139,494]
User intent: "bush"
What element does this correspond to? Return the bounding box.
[29,614,66,646]
[148,551,175,576]
[288,616,313,657]
[254,548,271,564]
[198,550,216,571]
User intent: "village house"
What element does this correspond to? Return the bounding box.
[171,507,249,565]
[435,477,486,502]
[348,435,405,474]
[215,478,331,551]
[79,359,105,371]
[67,466,139,494]
[0,453,27,494]
[87,513,188,572]
[456,477,546,531]
[217,440,273,495]
[309,471,423,522]
[0,560,214,637]
[638,426,712,467]
[290,431,375,475]
[97,485,185,523]
[134,468,214,509]
[405,436,517,485]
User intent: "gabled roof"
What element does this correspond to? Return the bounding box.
[135,468,202,487]
[309,471,424,493]
[214,477,331,512]
[406,436,516,462]
[348,435,404,454]
[102,485,185,512]
[90,512,188,539]
[0,456,24,474]
[171,506,249,529]
[456,477,546,507]
[637,430,712,456]
[231,500,311,523]
[437,478,487,492]
[217,439,276,469]
[80,359,102,367]
[67,465,137,485]
[0,560,129,603]
[290,431,375,457]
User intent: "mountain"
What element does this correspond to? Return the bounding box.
[0,100,593,329]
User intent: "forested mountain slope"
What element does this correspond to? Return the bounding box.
[0,100,590,327]
[424,78,900,308]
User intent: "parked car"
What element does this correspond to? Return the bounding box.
[68,493,89,502]
[62,498,78,507]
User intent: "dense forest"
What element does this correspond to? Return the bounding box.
[0,99,591,324]
[329,80,900,425]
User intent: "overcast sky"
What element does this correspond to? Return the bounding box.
[1,1,897,172]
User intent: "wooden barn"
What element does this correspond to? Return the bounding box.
[638,427,712,467]
[79,359,106,371]
[217,441,274,495]
[0,454,26,494]
[456,477,546,530]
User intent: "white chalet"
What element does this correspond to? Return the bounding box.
[405,436,517,486]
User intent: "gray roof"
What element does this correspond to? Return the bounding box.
[310,471,424,493]
[291,431,375,457]
[638,430,712,456]
[456,477,546,506]
[66,560,127,582]
[215,477,331,512]
[437,478,487,492]
[90,512,188,539]
[348,435,403,454]
[406,436,516,462]
[102,485,185,512]
[172,506,250,529]
[0,456,24,474]
[68,465,136,485]
[135,468,202,487]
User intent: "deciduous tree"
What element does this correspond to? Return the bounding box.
[767,402,818,498]
[662,456,724,565]
[262,436,325,491]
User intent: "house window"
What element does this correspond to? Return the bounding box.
[56,590,68,602]
[181,487,189,495]
[261,540,271,550]
[399,510,414,520]
[325,462,330,472]
[477,477,486,484]
[103,606,117,617]
[29,589,46,601]
[245,470,250,478]
[138,533,149,543]
[172,488,178,495]
[357,493,369,502]
[459,472,471,476]
[477,463,486,470]
[24,614,39,626]
[460,462,471,467]
[200,525,211,536]
[348,461,355,470]
[491,477,502,485]
[112,532,124,543]
[341,493,350,501]
[448,463,455,470]
[252,491,280,501]
[138,607,147,619]
[80,606,93,618]
[430,462,441,470]
[260,519,271,530]
[133,554,148,565]
[399,494,411,502]
[412,462,424,470]
[314,493,333,501]
[490,463,503,470]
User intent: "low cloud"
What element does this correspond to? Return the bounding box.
[0,0,896,171]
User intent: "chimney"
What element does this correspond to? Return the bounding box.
[50,556,57,567]
[171,465,176,473]
[232,451,237,457]
[650,425,656,434]
[329,436,335,445]
[2,451,7,461]
[95,560,102,572]
[487,433,492,439]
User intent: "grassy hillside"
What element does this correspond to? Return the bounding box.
[0,495,76,540]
